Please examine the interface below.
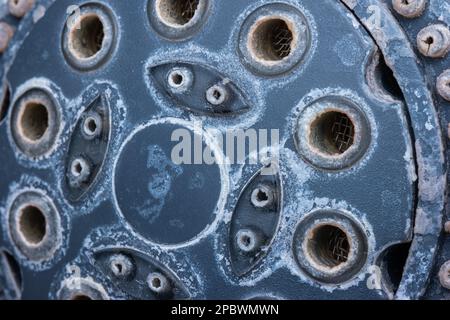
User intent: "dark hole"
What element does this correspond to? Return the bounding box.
[213,90,221,100]
[158,0,200,26]
[241,235,251,247]
[310,111,355,155]
[20,102,49,141]
[425,36,434,45]
[171,73,183,85]
[252,18,293,61]
[74,161,83,174]
[115,263,123,274]
[374,55,404,99]
[86,118,97,133]
[152,277,162,288]
[379,242,411,293]
[18,205,47,245]
[71,14,105,59]
[256,190,269,202]
[308,225,350,268]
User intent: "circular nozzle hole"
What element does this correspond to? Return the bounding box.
[82,113,102,139]
[147,272,170,294]
[307,224,350,268]
[63,4,116,70]
[236,228,262,253]
[19,102,49,142]
[11,88,60,158]
[309,111,355,156]
[18,205,47,245]
[71,159,84,177]
[69,14,105,59]
[156,0,200,27]
[171,73,184,85]
[206,85,227,105]
[250,184,275,209]
[256,190,268,201]
[293,210,368,283]
[250,18,294,62]
[167,67,193,92]
[8,190,62,262]
[238,4,310,76]
[85,118,97,134]
[69,157,91,186]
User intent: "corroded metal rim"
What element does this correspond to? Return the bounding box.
[342,0,446,299]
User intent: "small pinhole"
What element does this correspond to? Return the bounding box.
[172,73,183,85]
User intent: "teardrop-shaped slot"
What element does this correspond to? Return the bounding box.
[229,164,281,276]
[93,248,190,300]
[149,62,250,115]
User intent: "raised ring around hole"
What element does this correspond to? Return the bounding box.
[63,4,116,71]
[8,190,62,262]
[69,157,91,187]
[295,96,371,171]
[147,272,170,294]
[293,210,368,284]
[10,88,61,158]
[250,184,274,209]
[167,67,193,92]
[236,228,262,253]
[206,85,228,105]
[82,113,102,139]
[238,3,311,76]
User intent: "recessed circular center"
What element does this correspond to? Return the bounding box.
[309,111,355,155]
[307,224,350,268]
[19,102,49,142]
[171,73,183,85]
[18,205,47,245]
[156,0,200,26]
[71,159,84,177]
[114,122,222,245]
[256,190,268,202]
[250,18,294,61]
[69,14,105,59]
[85,118,97,134]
